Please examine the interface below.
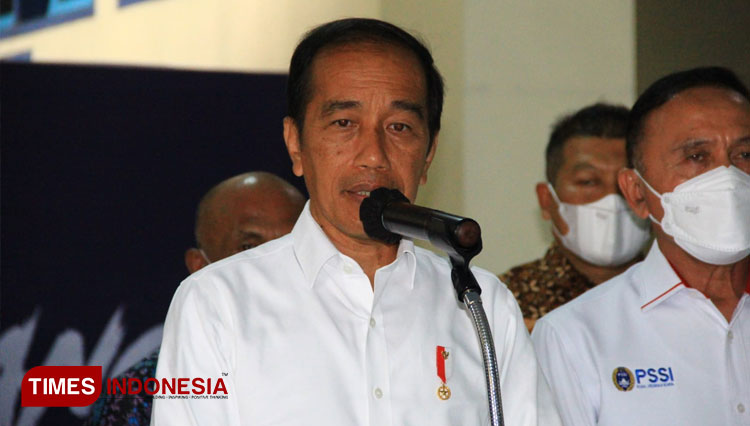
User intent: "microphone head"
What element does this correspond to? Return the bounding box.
[359,187,409,244]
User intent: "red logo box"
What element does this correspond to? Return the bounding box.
[22,366,102,407]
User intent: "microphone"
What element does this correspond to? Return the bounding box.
[359,187,481,257]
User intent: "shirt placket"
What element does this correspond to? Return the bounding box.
[728,296,749,424]
[365,266,395,426]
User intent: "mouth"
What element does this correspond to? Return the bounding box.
[345,185,391,201]
[345,189,374,201]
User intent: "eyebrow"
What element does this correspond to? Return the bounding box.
[392,100,425,119]
[671,139,710,153]
[319,99,425,119]
[570,162,596,172]
[320,100,361,117]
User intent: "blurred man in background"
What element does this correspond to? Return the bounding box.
[87,171,305,425]
[500,103,650,331]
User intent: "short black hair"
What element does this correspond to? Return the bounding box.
[627,66,750,170]
[287,18,444,146]
[545,103,630,184]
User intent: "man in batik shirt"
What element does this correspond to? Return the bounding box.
[500,104,649,330]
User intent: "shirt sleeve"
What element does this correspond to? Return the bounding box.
[531,317,596,426]
[489,274,562,426]
[150,277,241,426]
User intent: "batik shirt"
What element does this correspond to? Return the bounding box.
[86,350,158,426]
[499,242,596,321]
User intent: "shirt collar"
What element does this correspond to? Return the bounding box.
[291,202,340,288]
[393,238,417,290]
[636,243,750,311]
[637,242,685,311]
[291,201,418,289]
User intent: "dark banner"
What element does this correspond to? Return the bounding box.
[0,62,302,425]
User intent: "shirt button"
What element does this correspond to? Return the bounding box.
[728,330,734,340]
[373,387,383,399]
[738,403,746,414]
[343,264,352,273]
[370,318,376,328]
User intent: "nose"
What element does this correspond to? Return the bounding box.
[719,142,736,168]
[722,155,733,168]
[354,127,390,171]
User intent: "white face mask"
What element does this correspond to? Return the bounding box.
[635,165,750,265]
[548,184,650,267]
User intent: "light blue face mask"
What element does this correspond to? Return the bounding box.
[633,165,750,265]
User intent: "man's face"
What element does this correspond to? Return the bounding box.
[543,136,627,234]
[284,43,436,244]
[202,185,300,261]
[634,86,750,223]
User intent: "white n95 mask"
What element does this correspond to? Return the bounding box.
[635,165,750,265]
[548,184,650,267]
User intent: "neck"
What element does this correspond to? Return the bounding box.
[556,238,638,285]
[657,235,748,322]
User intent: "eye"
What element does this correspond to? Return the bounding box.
[732,149,750,170]
[686,152,706,162]
[576,178,599,186]
[333,119,352,128]
[389,122,410,132]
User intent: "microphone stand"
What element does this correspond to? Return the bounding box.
[420,214,504,426]
[448,248,504,426]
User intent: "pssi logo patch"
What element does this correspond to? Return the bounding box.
[611,367,634,391]
[612,366,675,391]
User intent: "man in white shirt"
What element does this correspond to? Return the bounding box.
[152,18,555,425]
[532,66,750,425]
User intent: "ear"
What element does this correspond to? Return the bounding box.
[618,168,649,219]
[535,182,554,220]
[537,181,569,235]
[283,117,304,177]
[419,133,439,185]
[185,248,209,274]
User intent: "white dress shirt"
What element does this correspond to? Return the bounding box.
[532,242,750,426]
[152,203,556,425]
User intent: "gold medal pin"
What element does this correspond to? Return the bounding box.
[436,345,451,400]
